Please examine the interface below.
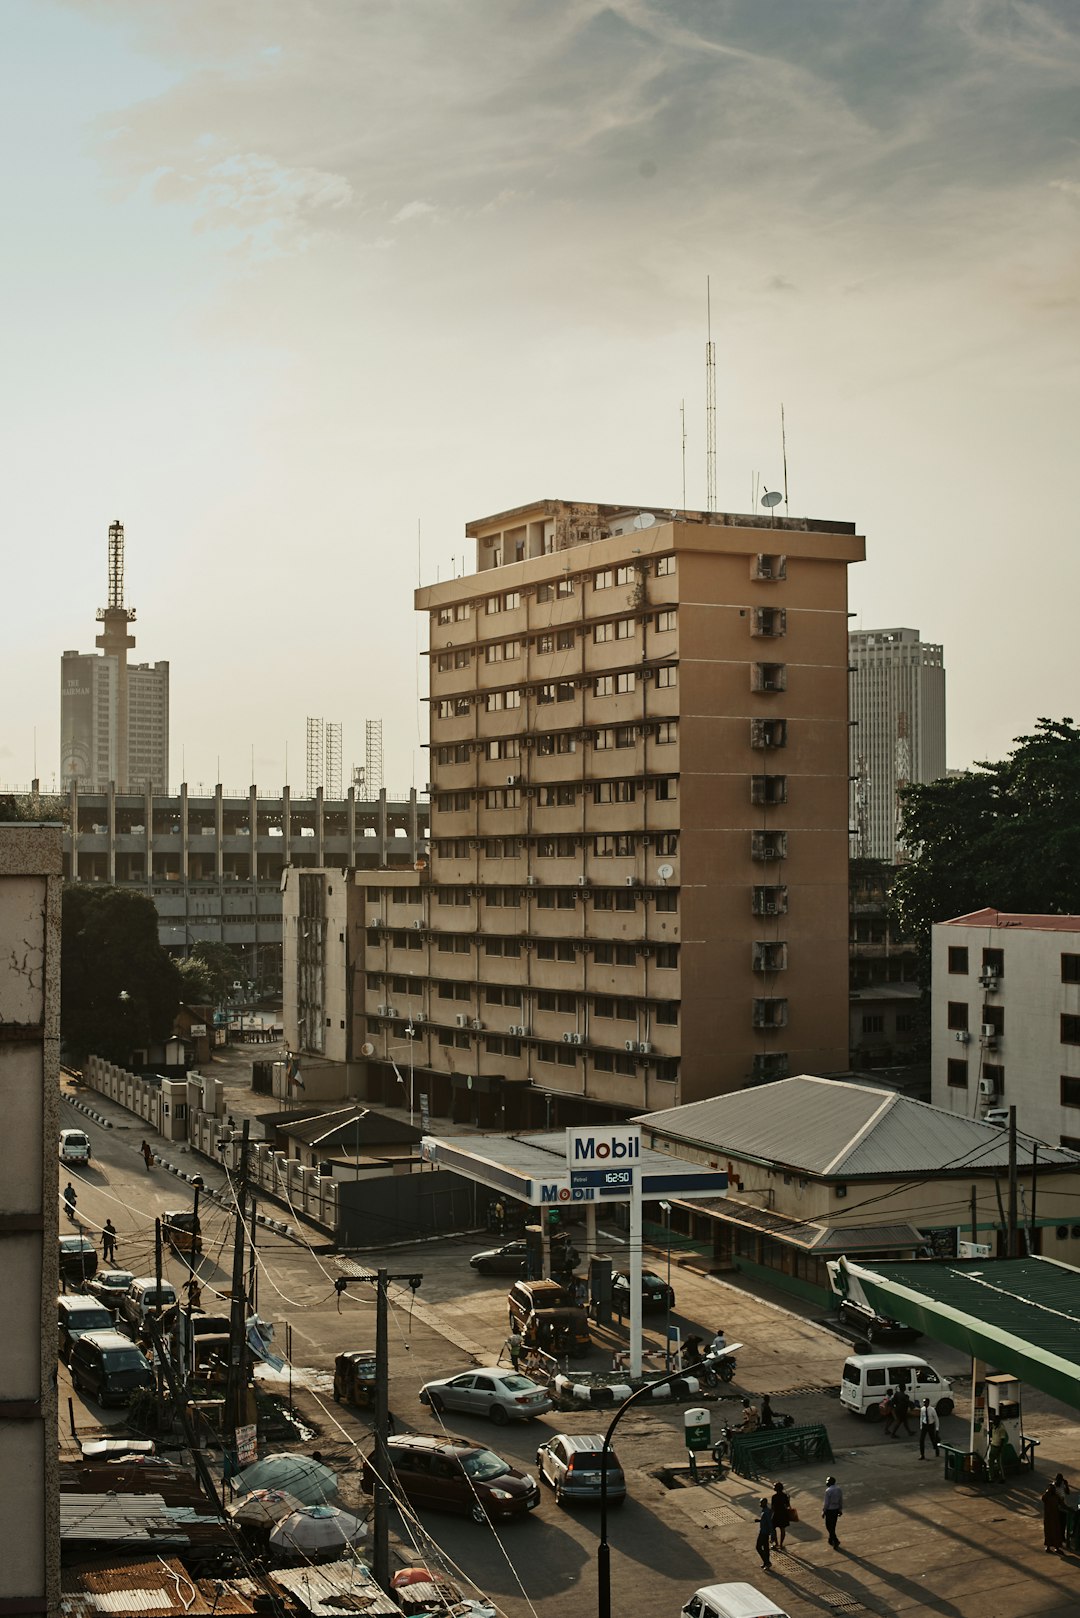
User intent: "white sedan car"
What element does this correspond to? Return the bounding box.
[419,1368,553,1424]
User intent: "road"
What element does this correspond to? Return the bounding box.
[57,1087,1080,1617]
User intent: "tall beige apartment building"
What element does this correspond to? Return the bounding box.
[349,499,863,1126]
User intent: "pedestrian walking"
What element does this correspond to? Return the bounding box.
[888,1386,914,1438]
[101,1220,117,1263]
[755,1498,774,1571]
[822,1476,843,1549]
[183,1276,203,1311]
[987,1417,1008,1482]
[505,1328,523,1371]
[1042,1482,1066,1553]
[770,1481,791,1550]
[141,1140,154,1171]
[918,1397,940,1459]
[63,1183,78,1223]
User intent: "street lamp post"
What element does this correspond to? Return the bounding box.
[598,1364,690,1618]
[659,1200,672,1371]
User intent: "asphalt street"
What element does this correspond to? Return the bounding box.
[58,1083,1080,1617]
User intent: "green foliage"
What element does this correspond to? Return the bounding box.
[176,955,216,1005]
[892,717,1080,981]
[61,886,183,1065]
[187,941,242,1005]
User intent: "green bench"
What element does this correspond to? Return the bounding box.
[727,1424,834,1482]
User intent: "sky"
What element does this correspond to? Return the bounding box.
[3,0,1079,795]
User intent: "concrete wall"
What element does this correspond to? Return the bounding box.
[0,823,62,1618]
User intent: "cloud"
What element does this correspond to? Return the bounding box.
[391,199,437,225]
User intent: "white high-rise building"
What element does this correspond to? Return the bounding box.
[849,628,945,862]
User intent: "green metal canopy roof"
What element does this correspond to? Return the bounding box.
[840,1256,1080,1410]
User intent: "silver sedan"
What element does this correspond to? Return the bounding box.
[419,1367,553,1425]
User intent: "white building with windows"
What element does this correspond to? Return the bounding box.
[931,909,1080,1149]
[849,628,945,862]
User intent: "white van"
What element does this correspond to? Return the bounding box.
[840,1352,953,1418]
[59,1129,91,1166]
[683,1585,791,1618]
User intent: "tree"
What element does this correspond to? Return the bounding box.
[62,886,183,1065]
[176,954,216,1005]
[891,717,1080,981]
[186,941,243,1006]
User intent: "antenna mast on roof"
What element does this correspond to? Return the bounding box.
[705,278,717,512]
[781,403,790,515]
[680,399,687,510]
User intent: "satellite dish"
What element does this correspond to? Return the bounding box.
[657,863,674,881]
[761,489,782,509]
[631,512,656,530]
[360,1042,375,1057]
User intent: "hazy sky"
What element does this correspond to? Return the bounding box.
[4,0,1078,795]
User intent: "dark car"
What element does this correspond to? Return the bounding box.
[838,1297,921,1345]
[536,1432,627,1506]
[470,1235,579,1276]
[612,1268,675,1312]
[69,1331,154,1405]
[59,1235,98,1287]
[86,1270,136,1313]
[58,1296,115,1363]
[365,1433,539,1523]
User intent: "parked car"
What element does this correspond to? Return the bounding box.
[612,1268,675,1312]
[119,1277,178,1335]
[838,1297,921,1344]
[419,1368,552,1424]
[683,1583,793,1618]
[536,1432,627,1506]
[334,1350,378,1409]
[86,1270,136,1313]
[69,1331,154,1406]
[364,1433,539,1522]
[839,1352,954,1418]
[58,1296,115,1363]
[59,1235,98,1287]
[59,1129,92,1166]
[470,1234,579,1276]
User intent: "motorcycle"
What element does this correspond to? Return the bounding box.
[682,1341,743,1387]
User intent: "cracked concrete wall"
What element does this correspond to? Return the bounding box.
[0,824,62,1618]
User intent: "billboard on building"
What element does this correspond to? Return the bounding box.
[60,654,96,784]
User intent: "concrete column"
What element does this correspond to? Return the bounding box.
[106,781,116,885]
[249,785,258,882]
[315,787,325,867]
[179,782,189,882]
[347,786,357,866]
[214,785,224,883]
[377,789,388,862]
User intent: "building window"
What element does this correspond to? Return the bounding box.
[654,832,678,856]
[984,1063,1004,1094]
[654,889,677,912]
[753,553,787,581]
[1061,1135,1080,1151]
[754,998,789,1029]
[655,945,678,969]
[654,777,677,801]
[752,663,786,693]
[593,942,613,964]
[752,886,788,917]
[656,720,677,744]
[983,1004,1004,1036]
[1062,1075,1080,1108]
[751,607,787,638]
[655,665,677,688]
[594,675,614,697]
[594,622,614,644]
[1062,954,1080,984]
[536,633,554,653]
[556,627,574,648]
[861,1014,884,1035]
[654,1001,678,1025]
[751,775,787,806]
[947,1002,969,1032]
[1063,1015,1080,1046]
[594,569,614,590]
[751,830,787,861]
[615,672,636,695]
[614,944,636,965]
[750,718,787,749]
[896,1014,914,1034]
[616,618,635,639]
[947,1059,968,1089]
[981,948,1004,979]
[656,555,676,577]
[656,610,676,632]
[948,946,969,974]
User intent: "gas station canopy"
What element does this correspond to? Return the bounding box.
[839,1255,1080,1411]
[421,1129,728,1206]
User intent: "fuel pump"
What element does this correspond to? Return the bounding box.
[986,1374,1024,1476]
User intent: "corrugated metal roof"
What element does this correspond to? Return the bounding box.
[639,1075,1080,1178]
[270,1558,403,1615]
[62,1557,232,1618]
[943,909,1080,932]
[679,1196,922,1254]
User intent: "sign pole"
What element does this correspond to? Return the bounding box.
[629,1162,643,1378]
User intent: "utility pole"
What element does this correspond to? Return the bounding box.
[225,1118,251,1476]
[1007,1105,1019,1259]
[247,1194,258,1317]
[1030,1143,1039,1255]
[970,1185,978,1247]
[373,1268,390,1592]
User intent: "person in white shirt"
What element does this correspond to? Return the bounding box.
[710,1327,727,1356]
[919,1397,940,1460]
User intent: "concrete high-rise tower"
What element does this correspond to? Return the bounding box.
[61,520,169,793]
[849,628,945,862]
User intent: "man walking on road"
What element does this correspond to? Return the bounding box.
[919,1397,940,1459]
[141,1140,154,1171]
[822,1476,843,1549]
[505,1328,523,1371]
[755,1498,774,1572]
[102,1220,117,1264]
[63,1183,77,1223]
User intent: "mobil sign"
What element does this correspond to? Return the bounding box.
[537,1178,595,1205]
[566,1125,641,1166]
